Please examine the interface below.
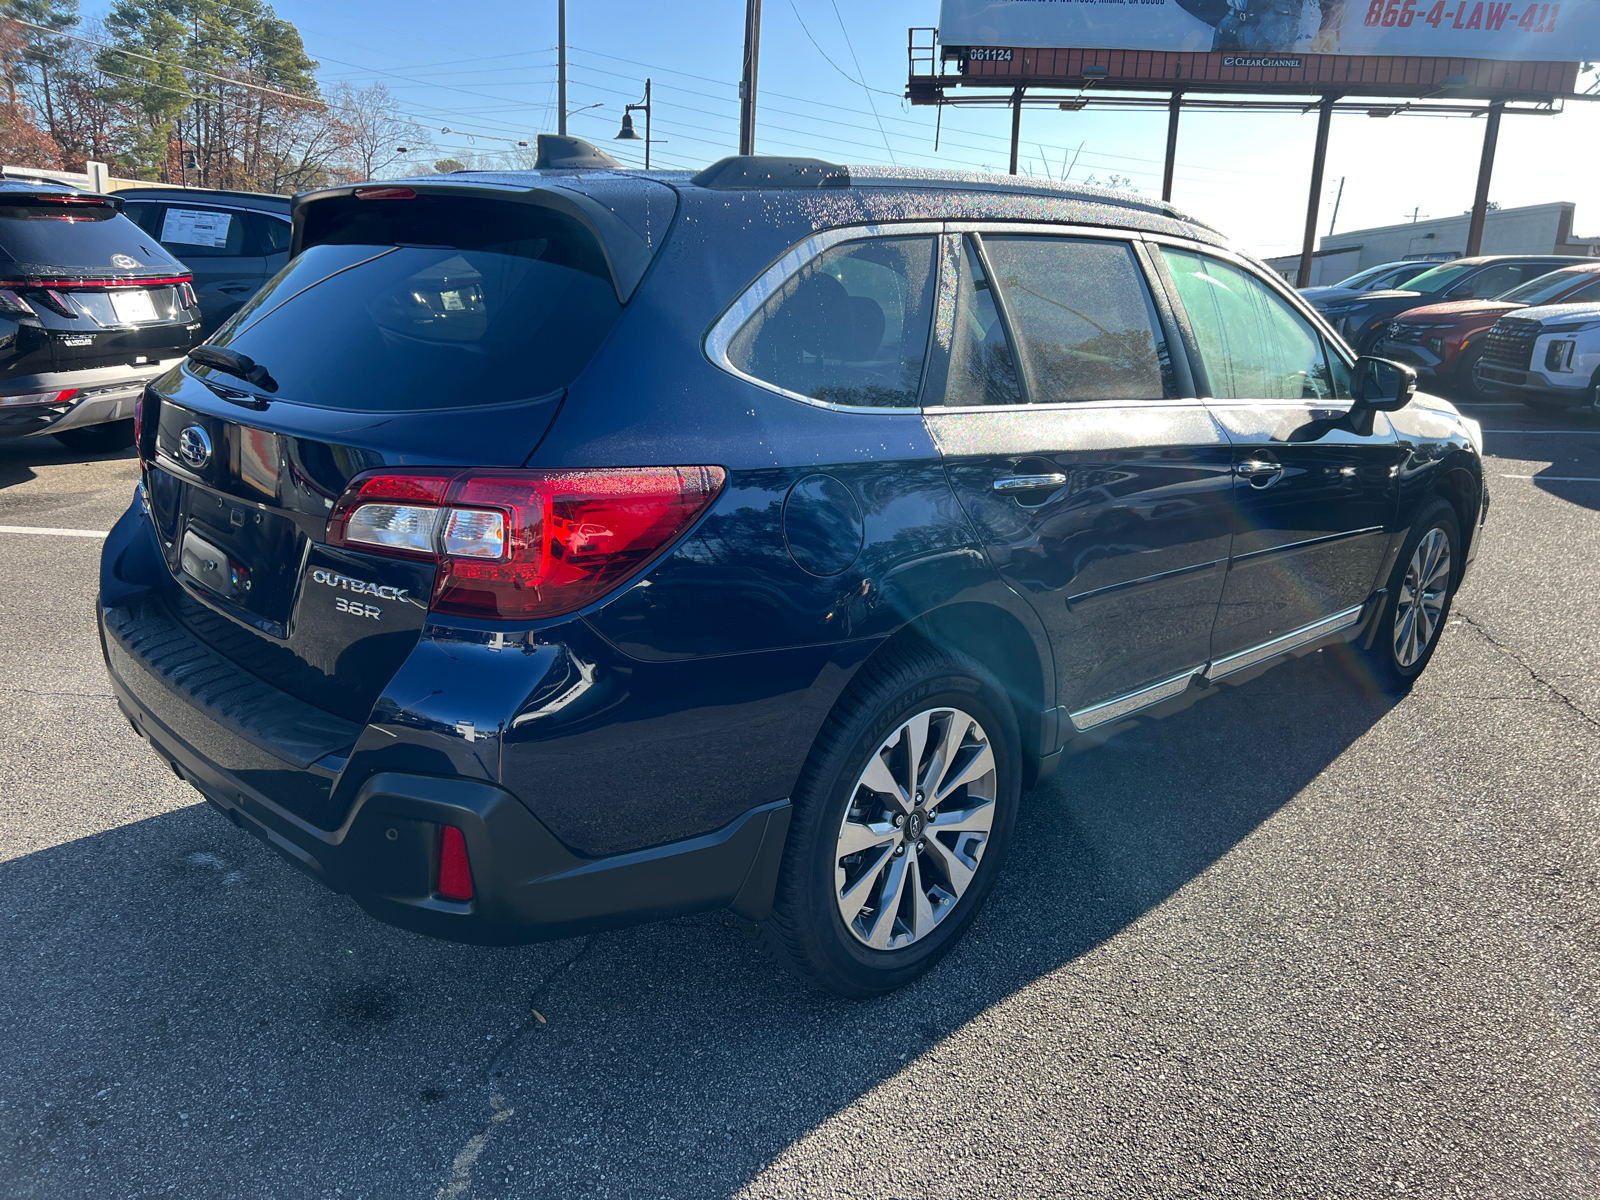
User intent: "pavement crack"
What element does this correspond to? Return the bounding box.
[485,936,596,1078]
[433,1093,515,1200]
[1454,609,1600,732]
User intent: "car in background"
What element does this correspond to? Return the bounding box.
[97,155,1487,998]
[0,180,200,452]
[118,188,290,334]
[1475,301,1600,415]
[1373,263,1600,401]
[1310,255,1592,355]
[1299,259,1440,305]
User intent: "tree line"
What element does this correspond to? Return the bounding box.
[0,0,440,192]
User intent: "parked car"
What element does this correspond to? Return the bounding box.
[0,180,201,452]
[1373,263,1600,401]
[117,187,291,334]
[98,155,1488,997]
[1299,258,1440,305]
[1475,301,1600,414]
[1310,255,1592,355]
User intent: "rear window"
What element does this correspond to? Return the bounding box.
[208,195,621,412]
[0,200,181,277]
[1500,269,1600,306]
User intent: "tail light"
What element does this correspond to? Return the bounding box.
[437,826,473,901]
[328,465,727,620]
[179,282,198,309]
[0,388,77,408]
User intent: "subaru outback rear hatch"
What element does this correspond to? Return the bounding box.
[132,177,678,774]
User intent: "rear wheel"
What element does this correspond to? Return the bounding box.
[1357,497,1460,693]
[759,643,1021,998]
[53,419,134,453]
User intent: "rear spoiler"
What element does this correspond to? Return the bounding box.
[287,179,675,305]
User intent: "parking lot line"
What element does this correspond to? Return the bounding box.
[1483,429,1600,434]
[0,524,109,538]
[1499,474,1600,482]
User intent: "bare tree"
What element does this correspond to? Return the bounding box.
[326,81,430,183]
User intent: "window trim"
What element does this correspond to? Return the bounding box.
[703,222,945,414]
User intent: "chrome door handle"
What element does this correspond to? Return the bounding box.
[993,473,1067,492]
[1236,459,1284,489]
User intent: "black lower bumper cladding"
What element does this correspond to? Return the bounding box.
[99,594,791,944]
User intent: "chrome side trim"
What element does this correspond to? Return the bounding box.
[1232,526,1386,565]
[703,222,946,414]
[1205,604,1365,682]
[1068,666,1204,732]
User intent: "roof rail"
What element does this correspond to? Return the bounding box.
[690,156,849,190]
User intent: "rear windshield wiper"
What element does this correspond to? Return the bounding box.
[188,345,277,392]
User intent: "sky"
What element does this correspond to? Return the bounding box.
[80,0,1600,261]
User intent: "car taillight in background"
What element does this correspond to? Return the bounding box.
[328,465,727,620]
[0,388,77,408]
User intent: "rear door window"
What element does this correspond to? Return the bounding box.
[158,205,255,257]
[725,235,937,408]
[980,235,1174,403]
[207,194,623,412]
[249,211,291,256]
[929,236,1022,407]
[1161,248,1338,401]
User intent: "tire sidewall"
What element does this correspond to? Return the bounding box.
[790,657,1021,995]
[1376,500,1461,684]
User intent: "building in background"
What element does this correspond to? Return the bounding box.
[1265,202,1600,285]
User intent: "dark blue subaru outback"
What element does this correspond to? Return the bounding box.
[98,154,1488,996]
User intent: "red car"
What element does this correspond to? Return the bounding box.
[1374,263,1600,400]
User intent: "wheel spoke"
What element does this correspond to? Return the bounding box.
[902,711,931,799]
[908,852,936,940]
[923,711,968,800]
[921,829,978,898]
[934,740,995,804]
[837,844,893,925]
[865,853,911,949]
[929,798,995,836]
[858,751,910,811]
[837,818,898,858]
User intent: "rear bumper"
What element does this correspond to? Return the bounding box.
[0,357,182,438]
[99,591,792,944]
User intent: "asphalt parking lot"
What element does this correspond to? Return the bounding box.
[2,398,1597,1200]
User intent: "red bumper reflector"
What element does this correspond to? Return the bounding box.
[437,826,473,901]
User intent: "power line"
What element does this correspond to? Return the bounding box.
[825,0,894,165]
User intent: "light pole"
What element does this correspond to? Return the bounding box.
[615,78,652,169]
[739,0,761,155]
[558,0,567,137]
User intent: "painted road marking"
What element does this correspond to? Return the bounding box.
[1499,474,1600,482]
[0,524,109,538]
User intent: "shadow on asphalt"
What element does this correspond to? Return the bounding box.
[0,650,1397,1198]
[0,436,135,490]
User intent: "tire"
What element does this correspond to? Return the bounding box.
[1358,497,1461,693]
[1453,347,1496,403]
[53,419,135,453]
[759,643,1021,998]
[1585,377,1600,421]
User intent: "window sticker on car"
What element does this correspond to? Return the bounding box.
[161,208,232,248]
[108,289,158,325]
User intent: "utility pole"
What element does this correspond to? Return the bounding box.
[558,0,567,136]
[1327,176,1344,236]
[739,0,761,155]
[1465,100,1504,257]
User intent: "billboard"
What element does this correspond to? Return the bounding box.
[938,0,1600,61]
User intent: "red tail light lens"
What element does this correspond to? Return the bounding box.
[328,466,726,620]
[437,826,473,901]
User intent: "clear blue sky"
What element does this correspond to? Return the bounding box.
[85,0,1600,259]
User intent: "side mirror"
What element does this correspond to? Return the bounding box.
[1348,356,1416,428]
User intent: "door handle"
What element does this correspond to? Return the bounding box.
[993,473,1067,492]
[1236,459,1284,489]
[217,284,254,294]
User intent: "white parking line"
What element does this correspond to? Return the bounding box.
[1484,429,1600,434]
[0,524,109,538]
[1500,474,1600,482]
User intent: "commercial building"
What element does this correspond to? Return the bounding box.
[1264,202,1600,285]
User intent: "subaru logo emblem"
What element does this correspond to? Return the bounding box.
[177,424,212,470]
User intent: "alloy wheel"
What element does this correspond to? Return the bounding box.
[1393,527,1452,669]
[834,707,997,951]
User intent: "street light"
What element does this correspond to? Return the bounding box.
[616,79,652,169]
